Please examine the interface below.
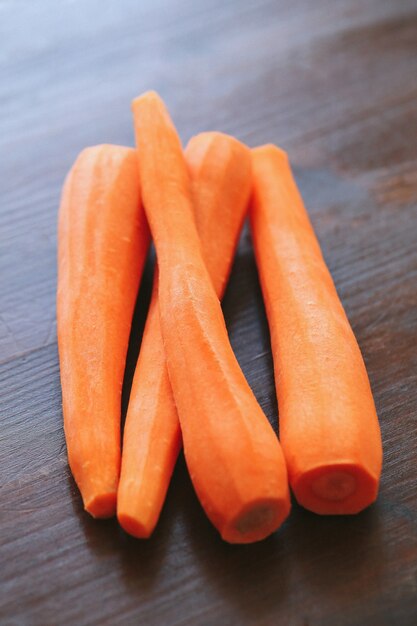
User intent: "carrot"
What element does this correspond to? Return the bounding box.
[118,132,252,538]
[250,144,383,515]
[131,92,290,543]
[57,145,150,518]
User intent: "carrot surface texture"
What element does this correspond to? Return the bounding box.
[57,145,150,518]
[131,92,290,544]
[118,132,252,538]
[250,145,383,515]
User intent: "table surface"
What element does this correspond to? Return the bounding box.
[1,1,416,624]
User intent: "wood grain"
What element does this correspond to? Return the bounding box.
[1,0,416,624]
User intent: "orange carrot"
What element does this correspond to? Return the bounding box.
[118,132,252,538]
[131,92,290,543]
[250,144,383,515]
[57,145,150,518]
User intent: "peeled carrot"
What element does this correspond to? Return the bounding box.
[118,132,252,538]
[57,145,150,518]
[250,145,383,515]
[131,92,290,543]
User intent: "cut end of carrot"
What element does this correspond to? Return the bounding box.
[292,463,380,515]
[221,497,291,544]
[311,470,357,501]
[117,511,151,539]
[84,491,117,519]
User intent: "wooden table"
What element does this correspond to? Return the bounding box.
[1,1,416,624]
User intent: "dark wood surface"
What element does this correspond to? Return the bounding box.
[1,1,416,624]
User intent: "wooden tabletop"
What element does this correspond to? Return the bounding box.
[1,1,416,624]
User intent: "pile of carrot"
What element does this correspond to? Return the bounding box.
[57,91,382,544]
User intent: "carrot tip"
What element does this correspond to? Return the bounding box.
[117,512,151,539]
[292,463,380,515]
[84,492,117,519]
[221,497,290,544]
[252,143,288,162]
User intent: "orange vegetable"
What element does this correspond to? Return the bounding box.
[250,144,383,515]
[118,132,252,538]
[131,92,290,543]
[57,145,150,518]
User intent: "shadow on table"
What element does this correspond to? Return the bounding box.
[180,465,385,623]
[69,469,175,592]
[70,449,385,623]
